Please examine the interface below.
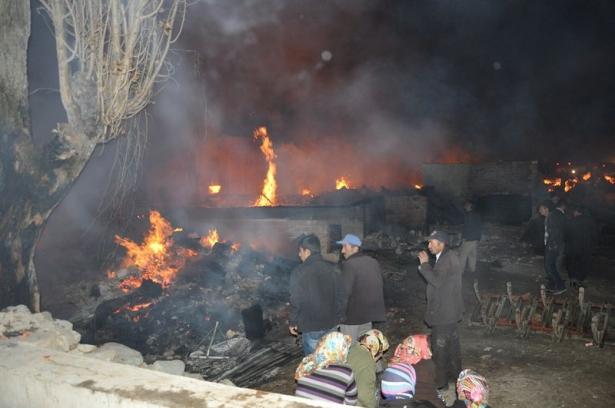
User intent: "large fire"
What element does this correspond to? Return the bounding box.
[113,210,196,292]
[200,228,220,249]
[253,127,278,206]
[336,176,350,190]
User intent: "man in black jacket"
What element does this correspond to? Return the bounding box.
[337,234,386,343]
[565,206,598,287]
[289,234,343,355]
[538,201,567,294]
[417,230,464,396]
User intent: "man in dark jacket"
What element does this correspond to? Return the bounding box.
[289,234,343,355]
[538,201,567,294]
[458,201,482,274]
[565,206,598,287]
[417,230,464,396]
[338,234,386,343]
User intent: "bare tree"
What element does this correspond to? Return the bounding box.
[0,0,186,312]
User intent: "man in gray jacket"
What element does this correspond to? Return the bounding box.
[417,230,464,396]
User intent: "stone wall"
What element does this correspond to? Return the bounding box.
[383,195,427,228]
[421,161,539,198]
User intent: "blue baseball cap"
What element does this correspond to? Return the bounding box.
[336,234,362,247]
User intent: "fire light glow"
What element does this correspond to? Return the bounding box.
[564,178,578,192]
[253,127,278,206]
[200,228,220,249]
[605,175,615,185]
[209,184,222,194]
[336,176,350,190]
[113,210,196,292]
[543,178,562,187]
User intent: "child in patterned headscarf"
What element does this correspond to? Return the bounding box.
[347,329,390,408]
[390,334,432,365]
[452,369,490,408]
[295,332,358,405]
[388,334,445,408]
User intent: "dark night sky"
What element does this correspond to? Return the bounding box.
[28,0,615,200]
[143,0,615,165]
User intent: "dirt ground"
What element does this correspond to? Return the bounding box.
[258,223,615,407]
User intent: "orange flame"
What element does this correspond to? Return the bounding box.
[253,127,278,206]
[543,178,562,187]
[301,188,313,197]
[113,210,194,292]
[414,184,423,190]
[200,228,220,249]
[336,176,350,190]
[564,178,578,192]
[209,184,222,194]
[582,172,591,181]
[605,175,615,185]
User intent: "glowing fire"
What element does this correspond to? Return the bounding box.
[114,302,154,314]
[605,175,615,185]
[336,176,350,190]
[581,172,591,181]
[301,188,313,197]
[543,178,562,187]
[113,210,195,292]
[414,184,423,190]
[564,178,578,192]
[231,242,241,252]
[209,184,222,194]
[200,228,220,249]
[253,127,278,206]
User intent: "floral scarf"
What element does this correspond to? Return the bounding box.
[456,369,489,408]
[389,334,432,365]
[294,332,352,380]
[358,329,390,360]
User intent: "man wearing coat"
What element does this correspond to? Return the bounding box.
[417,230,464,396]
[337,234,386,343]
[289,234,344,355]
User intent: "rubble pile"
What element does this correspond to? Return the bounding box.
[0,305,194,377]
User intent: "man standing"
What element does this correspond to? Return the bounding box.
[565,206,598,288]
[538,201,567,294]
[289,234,343,355]
[458,201,482,274]
[417,230,464,398]
[337,234,386,343]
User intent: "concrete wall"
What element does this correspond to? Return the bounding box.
[0,340,338,408]
[383,195,427,228]
[470,161,539,196]
[422,161,539,198]
[422,163,472,198]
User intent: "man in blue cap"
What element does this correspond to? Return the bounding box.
[417,230,464,402]
[337,233,386,343]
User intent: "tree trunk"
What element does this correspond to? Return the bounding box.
[0,1,96,312]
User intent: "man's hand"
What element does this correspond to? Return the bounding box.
[418,250,429,264]
[288,325,299,336]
